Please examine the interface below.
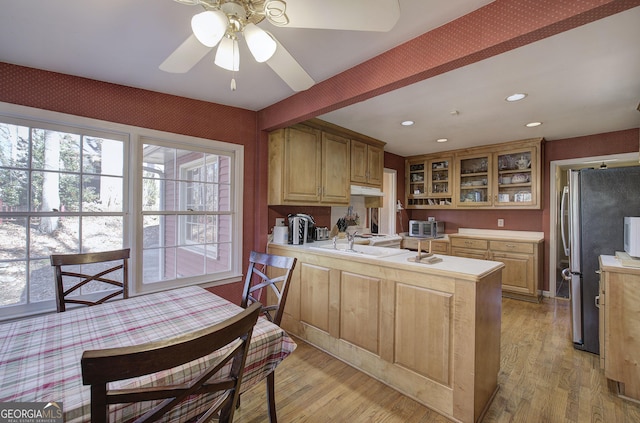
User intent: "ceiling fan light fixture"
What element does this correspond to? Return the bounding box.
[215,36,239,71]
[191,10,228,47]
[244,23,277,62]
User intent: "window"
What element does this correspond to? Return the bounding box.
[0,105,244,320]
[140,141,237,289]
[0,117,126,319]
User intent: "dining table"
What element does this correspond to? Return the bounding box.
[0,285,297,422]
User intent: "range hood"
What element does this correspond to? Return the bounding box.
[350,185,384,197]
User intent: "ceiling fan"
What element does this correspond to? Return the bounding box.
[160,0,400,91]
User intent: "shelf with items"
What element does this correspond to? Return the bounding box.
[427,157,453,197]
[494,149,536,207]
[457,155,491,206]
[406,156,454,209]
[408,161,426,196]
[405,138,543,210]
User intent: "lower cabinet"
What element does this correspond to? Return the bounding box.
[267,244,502,423]
[450,235,542,302]
[401,236,450,255]
[599,256,640,402]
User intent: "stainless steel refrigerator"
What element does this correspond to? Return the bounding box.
[561,166,640,354]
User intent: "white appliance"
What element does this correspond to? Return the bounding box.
[624,216,640,257]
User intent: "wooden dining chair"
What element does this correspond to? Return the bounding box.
[50,248,130,313]
[81,302,261,423]
[240,250,297,423]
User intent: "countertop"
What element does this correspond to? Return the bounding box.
[600,254,640,275]
[450,228,544,242]
[269,240,504,280]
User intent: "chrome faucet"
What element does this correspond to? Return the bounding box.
[346,231,358,251]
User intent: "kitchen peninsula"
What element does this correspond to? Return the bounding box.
[267,242,504,423]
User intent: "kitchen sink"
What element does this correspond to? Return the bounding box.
[309,244,406,258]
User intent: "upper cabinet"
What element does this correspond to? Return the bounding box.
[350,139,384,188]
[406,138,543,210]
[268,124,350,206]
[407,155,454,208]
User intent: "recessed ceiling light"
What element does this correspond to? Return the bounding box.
[401,120,414,126]
[525,121,542,127]
[506,93,527,102]
[436,138,448,143]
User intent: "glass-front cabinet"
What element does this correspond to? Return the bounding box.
[406,138,542,210]
[456,154,492,207]
[406,156,453,208]
[495,148,536,207]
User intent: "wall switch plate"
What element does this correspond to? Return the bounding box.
[497,218,504,227]
[428,217,435,221]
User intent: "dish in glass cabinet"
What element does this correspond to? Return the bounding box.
[511,174,529,183]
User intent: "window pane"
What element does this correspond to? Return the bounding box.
[31,129,81,172]
[142,144,174,177]
[0,169,29,212]
[31,171,80,212]
[29,259,55,303]
[82,175,124,212]
[82,216,123,252]
[218,215,233,243]
[34,216,80,256]
[83,137,123,176]
[207,243,231,274]
[0,123,30,168]
[176,246,205,277]
[0,261,27,307]
[143,247,177,283]
[0,218,27,258]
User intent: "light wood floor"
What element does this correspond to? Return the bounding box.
[235,297,640,422]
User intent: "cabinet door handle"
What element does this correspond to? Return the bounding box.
[506,244,516,248]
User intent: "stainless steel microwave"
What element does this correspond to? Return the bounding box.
[409,220,444,238]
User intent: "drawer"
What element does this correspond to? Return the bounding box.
[489,240,533,254]
[430,241,449,254]
[450,238,488,250]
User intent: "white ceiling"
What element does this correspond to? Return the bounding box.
[0,1,638,157]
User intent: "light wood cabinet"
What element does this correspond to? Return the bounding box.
[406,155,454,208]
[351,139,384,188]
[401,236,450,255]
[456,152,492,207]
[450,235,543,302]
[268,243,502,423]
[405,138,543,210]
[599,255,640,403]
[268,124,350,206]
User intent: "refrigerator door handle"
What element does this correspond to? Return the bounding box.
[560,186,570,257]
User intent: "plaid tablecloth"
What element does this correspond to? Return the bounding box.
[0,286,297,422]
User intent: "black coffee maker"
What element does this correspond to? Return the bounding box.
[287,213,315,244]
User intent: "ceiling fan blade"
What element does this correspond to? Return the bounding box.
[266,38,315,92]
[159,34,212,73]
[283,0,400,32]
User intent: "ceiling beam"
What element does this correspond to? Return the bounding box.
[257,0,640,131]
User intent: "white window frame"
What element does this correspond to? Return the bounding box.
[0,102,244,320]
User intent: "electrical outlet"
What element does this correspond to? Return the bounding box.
[497,218,504,227]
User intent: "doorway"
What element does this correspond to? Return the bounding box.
[548,152,638,298]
